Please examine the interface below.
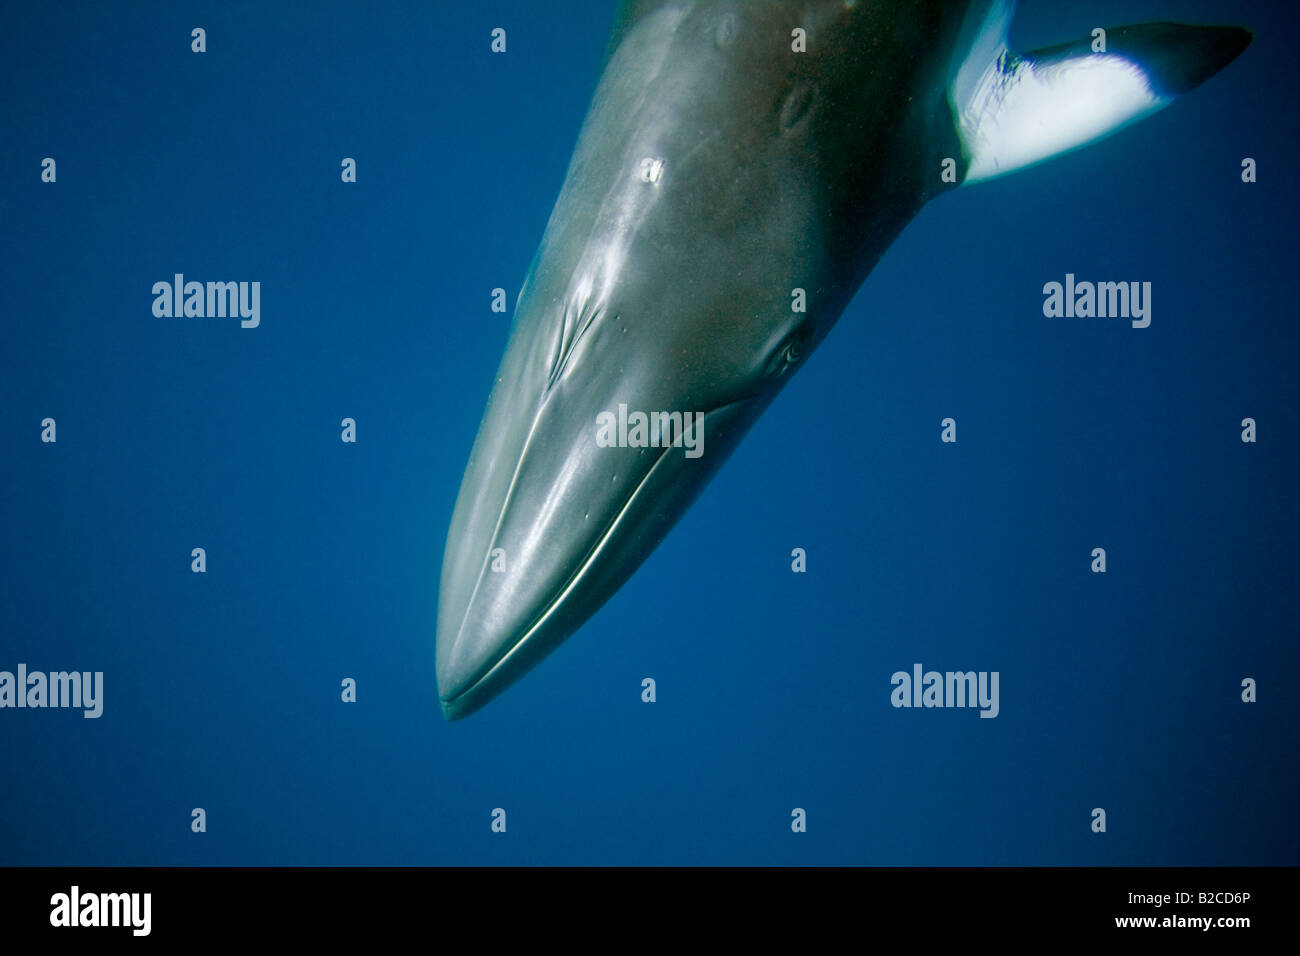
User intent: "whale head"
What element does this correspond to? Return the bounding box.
[434,0,1251,718]
[433,2,919,719]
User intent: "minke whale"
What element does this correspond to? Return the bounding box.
[436,0,1250,719]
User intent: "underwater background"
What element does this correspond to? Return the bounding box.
[1,0,1296,865]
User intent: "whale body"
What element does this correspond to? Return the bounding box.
[435,0,1250,719]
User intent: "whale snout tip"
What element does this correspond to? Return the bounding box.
[438,693,468,722]
[435,598,538,722]
[434,396,763,719]
[436,663,487,722]
[434,622,496,722]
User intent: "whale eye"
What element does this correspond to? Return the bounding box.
[765,322,815,380]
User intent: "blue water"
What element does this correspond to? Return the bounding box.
[2,0,1296,865]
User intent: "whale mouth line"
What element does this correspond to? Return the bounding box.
[439,397,754,717]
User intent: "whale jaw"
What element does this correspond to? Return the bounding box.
[436,395,763,720]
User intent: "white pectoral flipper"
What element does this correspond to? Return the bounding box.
[950,0,1252,185]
